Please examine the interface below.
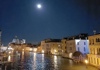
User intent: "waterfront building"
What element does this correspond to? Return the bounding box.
[61,38,67,53]
[62,33,89,61]
[41,39,62,55]
[88,33,100,66]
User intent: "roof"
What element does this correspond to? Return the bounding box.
[63,33,88,40]
[44,39,61,43]
[89,33,100,36]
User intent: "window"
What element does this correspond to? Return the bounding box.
[70,47,72,50]
[96,38,98,42]
[93,39,94,44]
[84,47,86,52]
[78,47,80,51]
[77,42,79,45]
[89,40,91,45]
[99,39,100,42]
[84,42,86,45]
[65,46,66,49]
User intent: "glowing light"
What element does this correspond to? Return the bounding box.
[84,59,88,64]
[54,55,57,68]
[69,53,73,58]
[37,4,42,9]
[9,51,11,54]
[33,48,37,52]
[8,55,11,62]
[54,50,57,52]
[30,48,32,51]
[8,47,13,50]
[42,50,44,53]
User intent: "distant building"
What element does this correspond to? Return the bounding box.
[12,36,26,44]
[1,45,7,52]
[88,33,100,66]
[62,33,89,61]
[41,39,62,55]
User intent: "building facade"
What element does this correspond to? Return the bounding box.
[88,33,100,66]
[62,33,89,60]
[61,39,67,53]
[41,39,62,55]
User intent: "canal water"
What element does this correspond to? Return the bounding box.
[12,52,98,70]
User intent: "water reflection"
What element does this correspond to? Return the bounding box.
[54,55,58,69]
[33,53,36,70]
[21,50,24,61]
[12,52,98,70]
[42,54,44,69]
[8,55,11,62]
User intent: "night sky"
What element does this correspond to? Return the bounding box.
[0,0,100,45]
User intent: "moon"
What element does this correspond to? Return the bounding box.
[37,4,42,9]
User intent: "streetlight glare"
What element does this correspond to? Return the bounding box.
[37,4,42,9]
[84,59,88,64]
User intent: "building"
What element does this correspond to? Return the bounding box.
[1,45,7,52]
[61,38,67,53]
[41,39,62,55]
[62,33,89,61]
[12,36,26,44]
[88,33,100,66]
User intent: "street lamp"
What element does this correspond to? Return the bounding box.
[84,59,88,68]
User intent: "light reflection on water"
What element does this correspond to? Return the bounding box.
[8,55,11,62]
[12,52,98,70]
[54,55,58,69]
[33,53,36,70]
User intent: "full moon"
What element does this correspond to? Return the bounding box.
[37,4,42,9]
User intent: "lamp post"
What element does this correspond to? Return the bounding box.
[84,59,88,68]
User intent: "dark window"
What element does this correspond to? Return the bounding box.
[78,47,80,51]
[93,39,94,44]
[98,38,100,42]
[77,42,79,45]
[70,47,72,50]
[99,48,100,52]
[84,42,86,45]
[99,39,100,42]
[84,47,86,52]
[89,40,91,45]
[65,46,66,49]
